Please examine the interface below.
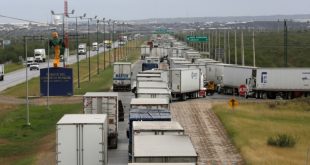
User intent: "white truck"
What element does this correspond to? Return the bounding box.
[0,64,4,81]
[78,43,87,55]
[83,92,119,149]
[113,62,132,91]
[26,57,35,67]
[56,114,108,165]
[219,65,257,95]
[246,68,310,99]
[92,42,98,51]
[169,68,204,100]
[34,49,46,62]
[140,45,150,60]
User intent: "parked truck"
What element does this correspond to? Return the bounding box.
[169,68,203,100]
[78,43,87,55]
[245,68,310,99]
[83,92,120,149]
[34,48,46,62]
[56,114,108,165]
[128,109,171,160]
[113,62,132,91]
[0,64,4,81]
[219,65,257,95]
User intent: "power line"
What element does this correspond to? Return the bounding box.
[0,14,46,25]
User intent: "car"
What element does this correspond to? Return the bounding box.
[29,62,39,71]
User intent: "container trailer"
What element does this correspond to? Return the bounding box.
[56,114,108,165]
[113,62,132,91]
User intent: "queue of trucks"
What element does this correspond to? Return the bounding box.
[54,33,310,165]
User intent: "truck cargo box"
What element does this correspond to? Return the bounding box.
[83,92,119,149]
[113,62,132,91]
[130,98,170,109]
[132,135,197,163]
[169,68,201,93]
[56,114,108,165]
[136,88,171,100]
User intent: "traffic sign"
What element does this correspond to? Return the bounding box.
[239,84,247,96]
[186,36,208,42]
[229,98,239,108]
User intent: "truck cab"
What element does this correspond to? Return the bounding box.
[34,48,46,62]
[26,57,35,67]
[0,64,4,81]
[92,42,98,51]
[78,43,87,55]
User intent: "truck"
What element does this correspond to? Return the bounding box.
[219,65,257,95]
[26,57,35,67]
[104,40,112,48]
[56,114,108,165]
[245,68,310,99]
[83,92,120,149]
[130,98,170,110]
[78,43,87,55]
[132,135,197,163]
[34,49,46,62]
[0,64,4,81]
[140,45,150,60]
[142,63,158,71]
[128,109,171,160]
[169,68,203,100]
[136,88,171,101]
[92,42,98,51]
[113,62,132,91]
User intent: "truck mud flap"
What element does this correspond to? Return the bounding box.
[108,133,118,149]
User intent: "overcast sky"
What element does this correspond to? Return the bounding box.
[1,0,310,23]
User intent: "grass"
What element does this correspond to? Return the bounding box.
[0,103,83,164]
[212,99,310,165]
[4,63,24,73]
[2,40,143,97]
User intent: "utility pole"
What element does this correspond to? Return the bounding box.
[241,31,244,66]
[224,30,226,63]
[228,30,231,64]
[284,19,288,67]
[234,30,237,65]
[253,30,256,67]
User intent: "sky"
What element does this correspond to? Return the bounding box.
[1,0,310,23]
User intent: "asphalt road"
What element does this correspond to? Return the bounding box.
[0,42,119,92]
[108,60,143,165]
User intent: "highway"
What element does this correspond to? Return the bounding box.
[0,43,118,92]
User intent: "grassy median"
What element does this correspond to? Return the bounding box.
[213,99,310,165]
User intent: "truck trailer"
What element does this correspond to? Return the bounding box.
[246,68,310,99]
[56,114,108,165]
[83,92,119,149]
[113,62,132,91]
[169,68,203,100]
[34,48,46,62]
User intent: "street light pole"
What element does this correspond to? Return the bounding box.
[113,21,116,63]
[103,18,106,69]
[108,19,112,66]
[24,36,30,126]
[96,18,99,74]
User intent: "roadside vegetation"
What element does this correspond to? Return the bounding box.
[212,99,310,165]
[2,40,143,97]
[0,40,143,165]
[175,30,310,67]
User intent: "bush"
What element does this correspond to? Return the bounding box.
[267,134,297,147]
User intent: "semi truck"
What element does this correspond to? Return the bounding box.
[56,114,108,165]
[0,64,4,81]
[113,62,132,91]
[92,42,98,51]
[34,48,46,62]
[78,43,87,55]
[169,68,204,100]
[104,40,112,48]
[83,92,120,149]
[245,68,310,99]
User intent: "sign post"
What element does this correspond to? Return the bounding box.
[229,98,239,111]
[239,84,247,97]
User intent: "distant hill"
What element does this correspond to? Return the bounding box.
[131,14,310,24]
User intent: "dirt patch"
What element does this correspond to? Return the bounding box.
[0,96,24,105]
[34,133,56,165]
[170,99,244,164]
[0,138,10,145]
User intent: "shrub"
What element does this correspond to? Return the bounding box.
[267,134,297,147]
